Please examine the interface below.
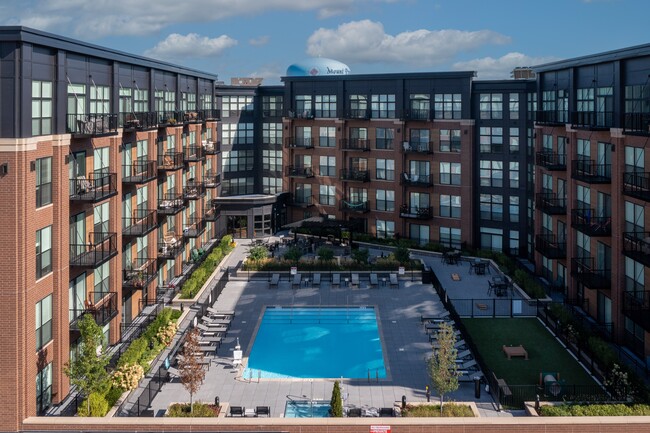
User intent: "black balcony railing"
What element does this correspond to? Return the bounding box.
[70,232,118,268]
[340,139,370,151]
[535,193,566,215]
[67,113,118,136]
[623,172,650,201]
[123,209,157,238]
[290,195,314,207]
[623,232,650,267]
[204,204,218,221]
[183,217,206,238]
[122,160,157,184]
[571,208,611,236]
[340,169,370,182]
[402,141,433,154]
[571,159,611,183]
[400,172,433,187]
[624,113,650,135]
[535,110,566,125]
[202,140,220,155]
[571,257,611,291]
[623,291,650,332]
[287,110,314,119]
[284,137,315,149]
[158,111,183,126]
[158,232,185,259]
[204,170,221,188]
[183,111,202,123]
[69,291,118,331]
[345,109,370,119]
[183,181,206,200]
[119,112,158,130]
[571,111,614,130]
[404,109,430,120]
[157,192,185,215]
[123,258,157,291]
[536,152,567,171]
[535,234,567,259]
[70,172,118,202]
[399,204,434,219]
[340,200,370,213]
[200,109,221,121]
[157,151,184,171]
[286,165,314,177]
[183,145,204,162]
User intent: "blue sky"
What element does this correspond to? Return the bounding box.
[2,0,648,83]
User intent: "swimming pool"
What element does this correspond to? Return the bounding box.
[284,400,330,418]
[243,307,386,379]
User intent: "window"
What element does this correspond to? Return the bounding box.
[222,95,254,116]
[319,156,336,177]
[479,93,503,119]
[36,362,52,415]
[376,220,395,239]
[439,129,461,152]
[32,80,53,136]
[439,162,461,185]
[371,94,395,118]
[349,95,368,117]
[510,196,519,223]
[90,85,110,114]
[36,226,52,279]
[223,150,254,172]
[319,185,335,206]
[221,177,253,196]
[163,90,175,113]
[376,128,394,149]
[509,93,519,120]
[409,224,430,245]
[480,161,503,187]
[509,127,519,153]
[94,262,110,303]
[262,123,283,145]
[262,96,283,117]
[480,194,503,221]
[262,149,282,172]
[222,123,254,145]
[36,294,52,350]
[375,189,395,212]
[433,93,462,119]
[625,85,650,115]
[625,146,645,172]
[376,159,395,181]
[262,177,282,194]
[479,127,503,153]
[625,201,644,233]
[200,93,212,110]
[119,87,132,117]
[180,92,196,111]
[319,126,336,147]
[408,192,430,214]
[577,88,594,113]
[440,227,461,249]
[93,202,110,235]
[439,195,461,218]
[509,230,520,255]
[294,95,312,117]
[409,94,430,119]
[294,184,312,203]
[315,95,336,117]
[36,157,52,207]
[509,162,520,188]
[294,126,313,147]
[409,129,430,151]
[480,227,503,252]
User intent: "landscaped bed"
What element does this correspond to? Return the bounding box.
[166,402,221,417]
[539,403,650,416]
[401,403,474,417]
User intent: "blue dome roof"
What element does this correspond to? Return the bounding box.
[286,58,351,77]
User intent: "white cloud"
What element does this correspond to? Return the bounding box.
[452,52,560,79]
[247,63,286,84]
[306,20,510,66]
[249,35,270,46]
[144,33,237,60]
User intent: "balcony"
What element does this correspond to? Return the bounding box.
[571,257,611,291]
[287,110,314,119]
[183,181,206,200]
[404,109,430,121]
[571,208,611,236]
[263,109,283,118]
[571,111,614,130]
[571,159,611,184]
[340,169,370,182]
[183,217,206,238]
[204,204,218,221]
[123,209,157,238]
[202,140,220,155]
[402,141,433,154]
[536,152,567,171]
[183,145,204,162]
[158,192,185,215]
[344,109,370,120]
[535,110,566,125]
[535,193,566,215]
[623,232,650,267]
[340,139,370,151]
[158,232,185,259]
[183,111,202,124]
[122,160,157,184]
[340,200,370,213]
[624,113,650,136]
[535,234,566,259]
[70,232,118,268]
[123,258,157,292]
[399,204,434,220]
[69,291,118,331]
[119,112,158,130]
[204,171,221,188]
[290,195,314,207]
[157,152,184,171]
[284,137,315,149]
[70,172,118,202]
[158,111,183,127]
[286,165,314,178]
[200,109,221,121]
[623,290,650,332]
[67,113,118,136]
[400,172,433,187]
[623,172,650,201]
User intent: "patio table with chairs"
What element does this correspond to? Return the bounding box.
[469,258,489,275]
[442,250,461,265]
[488,275,510,297]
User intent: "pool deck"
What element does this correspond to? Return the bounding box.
[149,240,510,417]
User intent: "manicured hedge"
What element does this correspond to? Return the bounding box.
[166,402,220,417]
[179,235,233,299]
[401,404,474,417]
[540,403,650,416]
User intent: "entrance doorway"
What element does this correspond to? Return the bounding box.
[228,215,248,238]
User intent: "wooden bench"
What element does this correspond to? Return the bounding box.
[492,372,512,397]
[502,344,528,360]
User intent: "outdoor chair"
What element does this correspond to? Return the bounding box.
[389,273,399,288]
[206,308,235,319]
[229,406,244,417]
[332,273,341,288]
[347,408,362,417]
[255,406,270,417]
[292,273,301,289]
[379,407,395,417]
[370,273,378,288]
[166,366,181,382]
[313,273,321,286]
[351,273,359,288]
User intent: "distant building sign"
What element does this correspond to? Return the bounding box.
[370,426,391,433]
[287,58,351,77]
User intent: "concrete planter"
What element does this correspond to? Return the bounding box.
[171,250,232,308]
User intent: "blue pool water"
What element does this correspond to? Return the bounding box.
[284,400,330,418]
[243,307,386,379]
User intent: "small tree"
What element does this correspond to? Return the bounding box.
[427,322,459,414]
[178,328,206,415]
[64,314,110,415]
[393,244,410,265]
[329,380,343,417]
[284,246,302,263]
[317,246,334,263]
[351,248,369,265]
[248,245,269,263]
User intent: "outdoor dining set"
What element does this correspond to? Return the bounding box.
[487,275,512,297]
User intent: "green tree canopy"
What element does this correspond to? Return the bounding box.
[248,245,269,262]
[427,322,459,414]
[317,246,335,262]
[330,380,343,417]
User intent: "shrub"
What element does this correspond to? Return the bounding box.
[393,244,411,265]
[284,246,303,262]
[249,245,269,262]
[156,321,178,346]
[540,403,650,416]
[587,336,618,368]
[112,363,145,391]
[166,402,220,417]
[77,392,109,417]
[179,236,233,299]
[104,385,124,408]
[351,248,369,264]
[330,381,343,417]
[401,404,474,417]
[317,246,334,262]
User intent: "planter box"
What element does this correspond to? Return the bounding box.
[171,250,232,307]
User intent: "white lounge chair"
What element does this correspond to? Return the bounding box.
[313,273,321,286]
[370,273,378,288]
[292,273,301,289]
[233,349,243,368]
[389,273,399,288]
[269,273,280,288]
[332,273,341,288]
[351,273,359,288]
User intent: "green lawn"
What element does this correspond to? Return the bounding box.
[462,318,597,387]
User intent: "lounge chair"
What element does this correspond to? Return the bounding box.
[269,273,280,288]
[421,314,450,323]
[313,273,321,286]
[379,407,395,417]
[332,273,341,288]
[202,316,231,329]
[432,339,467,350]
[197,323,227,334]
[292,273,301,289]
[199,336,222,347]
[351,273,359,288]
[347,408,362,417]
[232,349,243,368]
[206,308,235,319]
[166,366,181,382]
[229,406,244,417]
[456,349,472,360]
[429,330,462,342]
[389,273,399,288]
[370,273,378,288]
[459,359,478,371]
[458,371,483,382]
[255,406,270,417]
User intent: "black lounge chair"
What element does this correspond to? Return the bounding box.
[229,406,244,416]
[347,408,362,417]
[255,406,270,417]
[379,407,395,417]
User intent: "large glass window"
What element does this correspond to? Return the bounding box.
[36,157,52,208]
[262,123,283,145]
[409,94,430,119]
[32,80,53,136]
[222,123,254,145]
[262,149,282,172]
[440,227,461,248]
[90,85,110,114]
[349,95,368,117]
[319,185,335,206]
[509,127,519,154]
[409,224,430,245]
[375,128,394,149]
[222,95,254,117]
[510,196,519,223]
[315,95,336,117]
[36,226,52,279]
[439,162,461,185]
[433,93,462,119]
[376,159,395,181]
[479,93,503,119]
[440,195,461,218]
[36,294,52,350]
[319,156,336,177]
[222,150,254,172]
[625,146,645,172]
[375,189,395,212]
[36,362,52,415]
[625,85,650,115]
[439,129,461,152]
[94,262,110,302]
[480,194,503,221]
[319,126,336,147]
[262,96,283,117]
[262,177,282,194]
[509,162,520,188]
[509,93,519,120]
[371,94,395,118]
[376,220,395,239]
[479,127,503,153]
[480,161,503,187]
[294,95,313,117]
